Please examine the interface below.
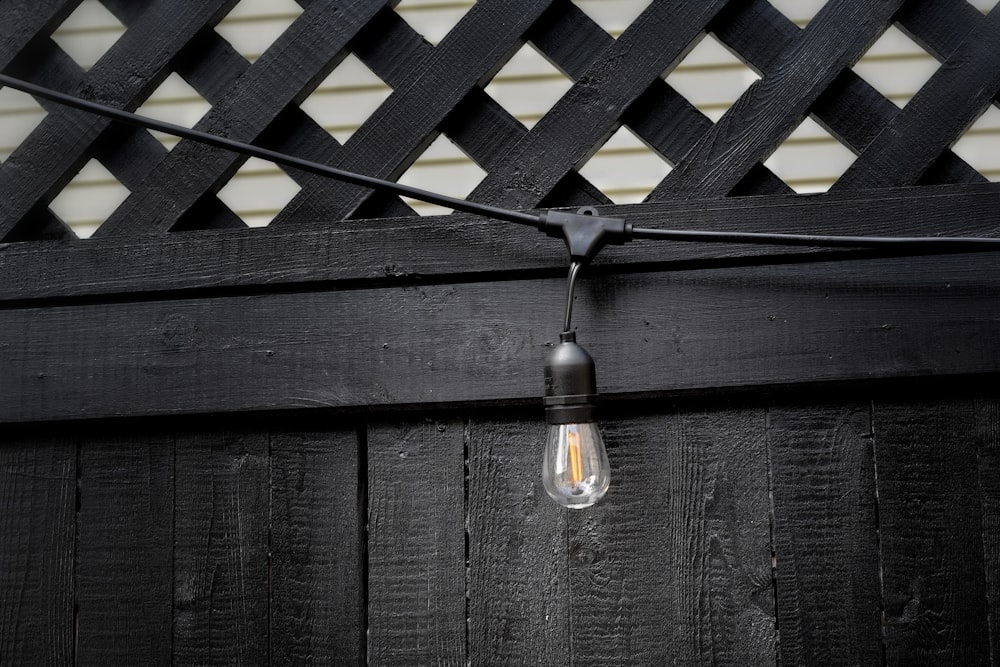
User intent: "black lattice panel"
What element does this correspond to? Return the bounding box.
[1,0,999,242]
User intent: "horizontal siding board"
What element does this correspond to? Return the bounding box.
[3,250,1000,422]
[2,184,1000,303]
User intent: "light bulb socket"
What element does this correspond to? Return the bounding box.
[544,331,598,425]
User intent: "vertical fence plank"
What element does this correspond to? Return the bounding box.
[173,431,269,664]
[76,433,174,664]
[568,409,775,665]
[466,418,570,664]
[367,419,465,665]
[768,405,883,665]
[0,436,75,665]
[974,399,1000,660]
[271,429,363,665]
[874,400,990,665]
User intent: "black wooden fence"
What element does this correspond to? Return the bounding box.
[2,0,1000,664]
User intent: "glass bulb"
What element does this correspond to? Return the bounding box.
[542,422,610,509]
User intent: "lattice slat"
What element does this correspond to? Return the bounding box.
[2,0,1000,242]
[833,5,1000,190]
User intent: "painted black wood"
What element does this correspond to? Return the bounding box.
[974,399,1000,660]
[173,431,269,663]
[568,410,774,664]
[4,250,1000,423]
[0,436,75,665]
[270,429,363,665]
[833,6,1000,191]
[273,0,557,226]
[873,401,991,665]
[466,417,571,663]
[652,0,905,199]
[367,419,466,665]
[0,0,241,242]
[768,405,883,665]
[2,184,999,303]
[468,0,734,210]
[76,433,174,664]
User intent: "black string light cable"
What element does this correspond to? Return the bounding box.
[5,72,1000,256]
[7,72,1000,510]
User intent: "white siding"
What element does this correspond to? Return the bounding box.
[1,0,998,236]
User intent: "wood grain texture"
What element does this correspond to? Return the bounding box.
[973,399,1000,660]
[874,400,990,665]
[76,433,174,664]
[270,429,363,665]
[173,431,269,664]
[467,0,732,210]
[367,419,466,665]
[93,1,382,238]
[466,418,571,664]
[711,0,985,189]
[833,5,1000,190]
[273,0,557,225]
[768,405,883,665]
[4,184,1000,303]
[568,410,774,665]
[0,0,240,241]
[652,0,904,199]
[0,436,75,665]
[4,250,1000,422]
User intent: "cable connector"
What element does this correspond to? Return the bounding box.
[541,207,632,262]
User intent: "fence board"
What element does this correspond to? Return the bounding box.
[4,184,1000,303]
[873,401,990,665]
[0,436,75,665]
[173,431,269,664]
[367,419,466,665]
[466,418,571,663]
[570,410,773,665]
[76,433,174,665]
[768,405,883,665]
[270,429,363,665]
[974,399,1000,659]
[4,251,1000,422]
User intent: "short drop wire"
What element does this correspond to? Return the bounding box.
[4,72,1000,252]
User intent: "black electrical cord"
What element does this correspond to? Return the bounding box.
[0,73,543,228]
[4,72,1000,252]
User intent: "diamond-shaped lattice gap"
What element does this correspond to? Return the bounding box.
[48,158,130,239]
[663,33,760,122]
[577,125,672,204]
[763,117,857,193]
[216,0,304,63]
[483,42,574,130]
[571,0,652,38]
[970,0,1000,13]
[300,53,392,144]
[767,0,829,27]
[215,157,302,227]
[396,134,487,216]
[852,25,939,109]
[51,0,126,71]
[394,0,474,46]
[135,72,212,150]
[951,104,1000,182]
[0,86,48,163]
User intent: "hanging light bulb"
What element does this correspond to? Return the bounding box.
[542,331,610,508]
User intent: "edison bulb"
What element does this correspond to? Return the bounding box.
[542,422,609,509]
